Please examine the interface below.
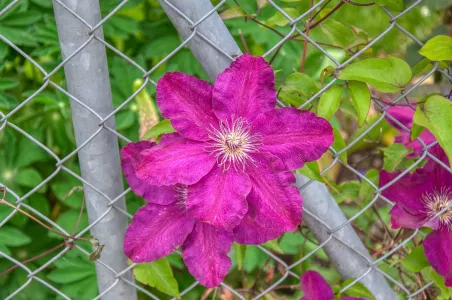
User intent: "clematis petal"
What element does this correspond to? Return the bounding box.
[389,205,427,229]
[121,141,177,204]
[187,165,250,231]
[300,270,334,300]
[252,107,333,170]
[424,145,452,189]
[212,54,276,123]
[136,133,215,186]
[386,105,415,130]
[182,222,233,288]
[379,170,432,217]
[423,229,452,287]
[156,72,218,141]
[124,203,195,263]
[234,153,302,244]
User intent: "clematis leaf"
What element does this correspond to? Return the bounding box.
[317,85,343,120]
[320,19,354,48]
[299,161,323,183]
[401,245,429,272]
[266,8,299,27]
[220,6,246,20]
[428,268,452,298]
[332,127,347,165]
[419,35,452,61]
[141,119,176,141]
[133,258,180,297]
[263,239,283,254]
[348,81,371,126]
[340,278,375,299]
[337,56,412,93]
[359,169,379,205]
[134,79,160,140]
[410,122,425,141]
[374,0,404,10]
[280,73,319,106]
[382,143,411,172]
[413,95,452,166]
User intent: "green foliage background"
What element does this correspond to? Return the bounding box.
[0,0,451,299]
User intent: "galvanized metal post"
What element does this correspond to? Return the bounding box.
[159,1,396,299]
[52,1,137,299]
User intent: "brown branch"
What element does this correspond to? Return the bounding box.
[238,29,249,53]
[0,243,65,279]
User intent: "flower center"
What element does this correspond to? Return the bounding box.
[206,118,260,171]
[423,187,452,230]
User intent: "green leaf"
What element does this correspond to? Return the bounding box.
[48,211,88,240]
[0,243,11,256]
[401,245,429,272]
[332,128,347,165]
[347,81,370,126]
[51,178,84,209]
[359,169,379,204]
[47,268,95,284]
[0,226,32,247]
[341,279,375,299]
[428,268,452,298]
[141,119,176,141]
[234,242,247,270]
[2,12,42,26]
[143,35,180,59]
[266,8,299,27]
[337,56,412,93]
[15,137,49,168]
[0,79,19,91]
[0,94,18,109]
[16,168,43,188]
[321,19,354,47]
[243,245,268,272]
[412,58,434,77]
[317,85,343,120]
[280,72,319,106]
[298,161,323,183]
[383,143,411,172]
[410,122,425,141]
[263,239,283,254]
[419,35,452,61]
[334,180,360,204]
[220,6,246,20]
[133,258,180,297]
[413,95,452,166]
[60,276,98,300]
[374,0,404,10]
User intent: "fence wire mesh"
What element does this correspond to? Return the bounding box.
[0,0,451,299]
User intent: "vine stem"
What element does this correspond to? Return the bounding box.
[0,191,90,242]
[0,243,65,279]
[301,0,315,72]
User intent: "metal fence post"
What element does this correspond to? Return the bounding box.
[159,1,396,299]
[297,174,397,300]
[52,1,137,299]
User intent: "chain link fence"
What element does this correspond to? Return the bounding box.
[0,0,451,299]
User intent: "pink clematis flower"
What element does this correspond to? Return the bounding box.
[124,54,333,244]
[385,105,435,156]
[300,271,365,300]
[380,145,452,286]
[121,141,233,287]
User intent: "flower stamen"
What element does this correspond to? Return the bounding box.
[206,117,260,171]
[423,187,452,230]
